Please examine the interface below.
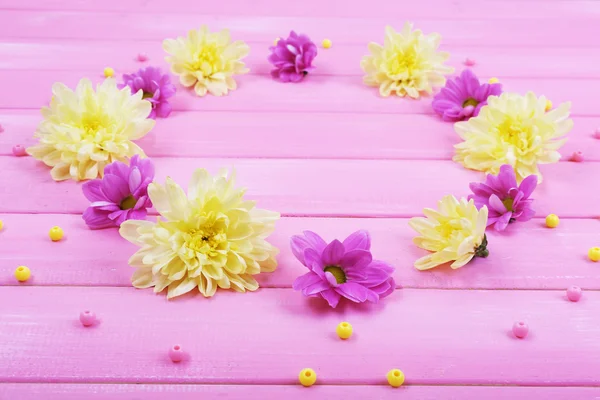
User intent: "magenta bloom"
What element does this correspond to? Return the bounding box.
[119,66,176,119]
[82,155,155,229]
[268,31,317,83]
[469,165,537,232]
[432,69,502,122]
[291,230,395,308]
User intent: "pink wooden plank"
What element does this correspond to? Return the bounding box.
[3,40,600,80]
[1,71,598,116]
[1,11,598,47]
[0,157,597,218]
[1,110,597,161]
[2,0,598,18]
[1,383,599,400]
[1,214,599,290]
[2,287,600,385]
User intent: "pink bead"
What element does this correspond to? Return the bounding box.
[569,151,584,162]
[79,310,97,327]
[169,345,185,362]
[12,144,27,157]
[136,53,148,62]
[593,128,600,139]
[567,286,582,302]
[464,58,476,66]
[512,321,529,339]
[0,124,4,133]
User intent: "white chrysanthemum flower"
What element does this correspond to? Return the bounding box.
[454,92,573,183]
[27,78,155,181]
[119,169,280,299]
[361,23,453,98]
[163,25,250,97]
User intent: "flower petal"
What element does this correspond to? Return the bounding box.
[342,230,371,251]
[321,239,345,265]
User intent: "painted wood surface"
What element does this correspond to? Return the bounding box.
[1,214,599,290]
[2,384,600,400]
[2,287,600,385]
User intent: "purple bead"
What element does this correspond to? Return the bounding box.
[12,144,27,157]
[567,286,582,302]
[464,58,476,66]
[169,345,185,362]
[79,310,96,327]
[569,151,584,162]
[512,321,529,339]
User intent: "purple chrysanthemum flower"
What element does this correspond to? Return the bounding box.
[119,66,176,119]
[432,69,502,122]
[468,164,537,232]
[82,155,155,229]
[291,230,396,308]
[268,31,317,83]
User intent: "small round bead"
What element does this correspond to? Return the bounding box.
[0,219,3,230]
[322,39,332,49]
[488,77,499,84]
[14,266,31,282]
[136,53,148,62]
[0,124,4,133]
[169,345,185,362]
[464,58,476,66]
[594,128,600,139]
[588,247,600,262]
[386,369,405,387]
[299,368,317,387]
[49,226,64,242]
[545,214,559,228]
[569,151,584,162]
[12,144,27,157]
[512,321,529,339]
[567,286,582,302]
[79,310,97,327]
[103,67,114,78]
[336,321,353,339]
[545,99,552,111]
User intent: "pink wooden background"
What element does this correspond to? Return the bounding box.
[1,0,600,398]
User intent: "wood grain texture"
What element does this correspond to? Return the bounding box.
[2,287,600,385]
[2,110,597,161]
[1,214,599,290]
[2,384,600,400]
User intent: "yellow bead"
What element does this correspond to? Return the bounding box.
[545,214,560,228]
[0,219,3,230]
[488,77,499,84]
[104,67,114,78]
[387,369,405,387]
[336,321,353,339]
[322,39,332,49]
[589,247,600,262]
[299,368,317,387]
[49,226,64,241]
[15,266,31,282]
[545,99,553,111]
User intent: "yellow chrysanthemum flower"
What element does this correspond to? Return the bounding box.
[119,168,280,299]
[361,23,453,98]
[27,78,155,181]
[163,26,250,97]
[409,195,489,270]
[454,92,573,183]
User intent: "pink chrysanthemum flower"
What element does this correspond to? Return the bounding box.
[119,67,176,119]
[268,31,317,83]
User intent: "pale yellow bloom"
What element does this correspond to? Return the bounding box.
[361,23,453,98]
[27,78,154,181]
[119,169,279,299]
[454,92,572,183]
[163,26,250,97]
[409,195,488,270]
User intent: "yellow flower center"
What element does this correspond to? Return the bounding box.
[120,195,137,210]
[186,227,227,256]
[437,218,467,239]
[387,44,421,78]
[190,43,221,74]
[462,98,479,108]
[495,117,534,151]
[502,198,514,212]
[324,265,346,284]
[80,111,111,136]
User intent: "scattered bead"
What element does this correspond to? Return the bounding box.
[464,58,476,66]
[336,321,353,339]
[567,286,582,302]
[386,369,405,387]
[136,53,148,62]
[0,219,3,230]
[588,247,600,262]
[49,226,64,242]
[104,67,115,78]
[169,345,185,362]
[594,128,600,139]
[512,321,529,339]
[14,266,31,282]
[79,310,97,327]
[488,77,499,84]
[299,368,317,387]
[0,124,4,133]
[545,214,560,228]
[545,99,552,111]
[569,151,584,162]
[12,144,27,157]
[322,39,332,49]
